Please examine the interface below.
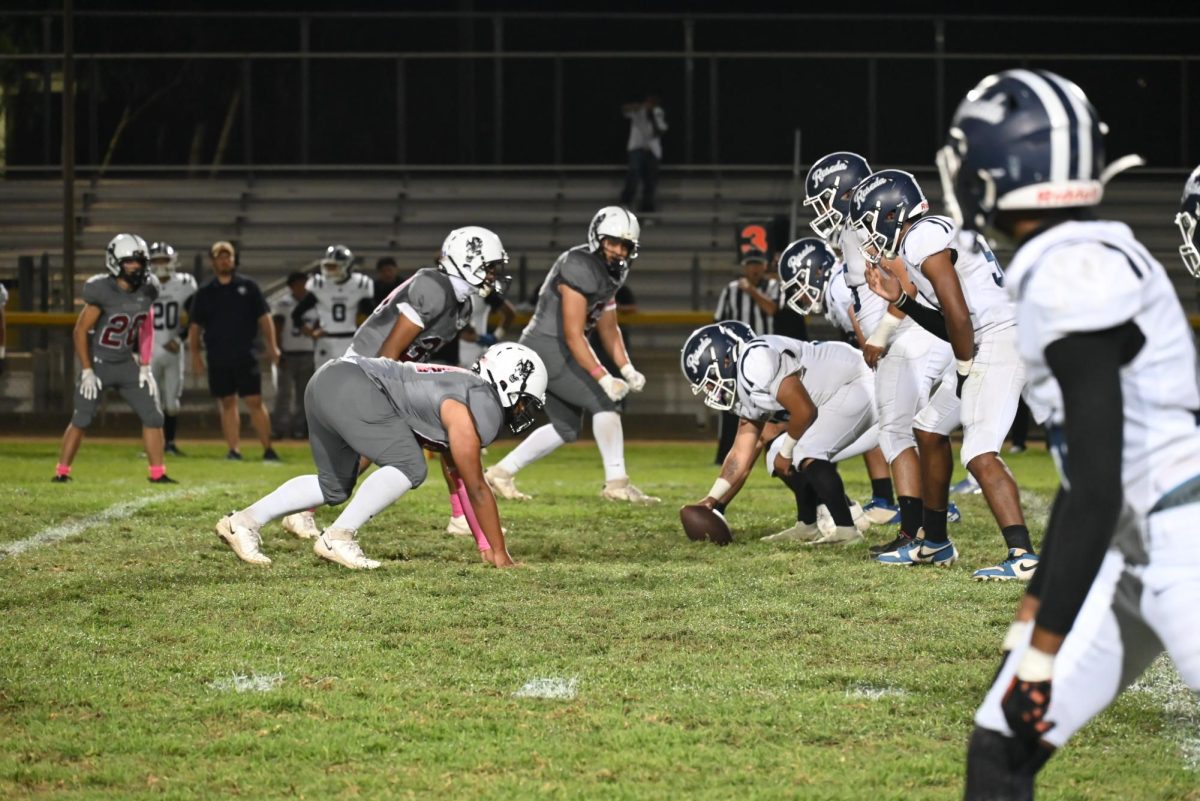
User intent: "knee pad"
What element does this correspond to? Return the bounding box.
[71,410,95,429]
[141,410,165,429]
[553,420,580,444]
[403,458,428,490]
[322,485,351,506]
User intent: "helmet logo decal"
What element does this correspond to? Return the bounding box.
[811,159,848,189]
[685,337,711,372]
[853,175,888,207]
[957,95,1008,125]
[466,236,483,261]
[787,243,817,268]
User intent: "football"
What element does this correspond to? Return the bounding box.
[679,504,733,546]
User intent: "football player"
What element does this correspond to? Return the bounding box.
[336,227,511,541]
[1175,163,1200,277]
[850,170,1037,579]
[147,242,196,455]
[53,234,174,484]
[681,322,878,546]
[805,154,960,554]
[485,208,659,504]
[216,343,547,569]
[932,68,1200,801]
[291,244,375,367]
[0,280,8,376]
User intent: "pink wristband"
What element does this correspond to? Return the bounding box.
[589,365,607,379]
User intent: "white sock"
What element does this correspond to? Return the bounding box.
[331,465,413,531]
[592,411,626,482]
[245,475,325,526]
[497,423,565,474]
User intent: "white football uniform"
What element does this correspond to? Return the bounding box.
[901,216,1024,465]
[735,336,878,468]
[306,272,374,365]
[149,272,197,415]
[0,282,8,309]
[823,266,857,337]
[271,291,318,354]
[974,219,1200,746]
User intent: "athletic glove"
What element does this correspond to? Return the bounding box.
[598,373,630,402]
[139,364,159,402]
[955,358,973,398]
[620,363,646,392]
[1001,646,1056,747]
[80,368,102,400]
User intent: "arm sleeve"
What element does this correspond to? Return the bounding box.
[1033,323,1143,636]
[894,292,949,341]
[139,306,155,363]
[291,293,317,326]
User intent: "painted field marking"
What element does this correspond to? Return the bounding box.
[1131,656,1200,772]
[512,677,579,700]
[0,486,211,560]
[208,672,286,693]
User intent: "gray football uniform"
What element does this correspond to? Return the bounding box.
[520,245,625,441]
[304,358,504,504]
[345,268,470,362]
[73,274,163,429]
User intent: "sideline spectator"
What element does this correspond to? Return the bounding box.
[187,241,281,461]
[373,256,402,307]
[620,94,667,213]
[713,248,779,463]
[271,271,319,439]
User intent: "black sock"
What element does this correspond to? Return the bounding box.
[870,477,895,504]
[803,460,853,527]
[923,507,949,544]
[713,501,728,515]
[898,496,922,537]
[1002,525,1033,553]
[163,414,177,444]
[780,472,817,524]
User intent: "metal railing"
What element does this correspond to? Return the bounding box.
[2,10,1198,173]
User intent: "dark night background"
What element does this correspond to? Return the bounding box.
[2,1,1197,171]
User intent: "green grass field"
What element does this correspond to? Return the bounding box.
[1,440,1196,800]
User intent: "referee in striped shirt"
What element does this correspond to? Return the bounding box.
[712,248,780,462]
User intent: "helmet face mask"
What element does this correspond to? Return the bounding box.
[680,321,755,412]
[848,170,929,266]
[106,233,150,290]
[1177,209,1200,278]
[472,343,547,434]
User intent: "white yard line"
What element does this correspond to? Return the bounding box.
[513,677,579,700]
[208,672,286,693]
[0,486,199,560]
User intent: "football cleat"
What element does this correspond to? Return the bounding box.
[869,530,915,557]
[215,511,271,565]
[281,511,320,540]
[601,477,661,504]
[972,549,1039,582]
[314,527,380,570]
[862,496,901,526]
[808,525,863,546]
[262,448,281,462]
[875,537,958,567]
[950,475,982,495]
[164,442,185,456]
[948,502,963,523]
[51,474,72,483]
[226,450,244,461]
[816,504,834,537]
[761,521,821,543]
[850,500,872,532]
[484,466,531,501]
[148,474,178,484]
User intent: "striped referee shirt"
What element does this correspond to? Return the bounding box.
[714,277,780,335]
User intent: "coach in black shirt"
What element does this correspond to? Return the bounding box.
[188,241,281,461]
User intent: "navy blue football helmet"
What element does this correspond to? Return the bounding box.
[804,152,873,241]
[1176,165,1200,277]
[778,237,838,315]
[847,170,930,264]
[680,321,756,411]
[937,68,1143,233]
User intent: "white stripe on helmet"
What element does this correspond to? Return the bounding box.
[1008,69,1070,184]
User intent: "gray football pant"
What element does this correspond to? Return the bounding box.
[304,359,429,505]
[273,351,315,435]
[72,358,164,429]
[521,333,616,443]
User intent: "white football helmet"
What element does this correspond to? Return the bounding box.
[148,241,178,280]
[106,233,150,289]
[320,244,355,283]
[588,206,640,269]
[473,343,547,434]
[439,226,508,298]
